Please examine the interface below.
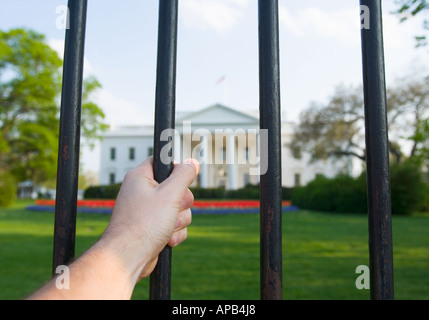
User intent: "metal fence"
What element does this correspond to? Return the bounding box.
[52,0,394,300]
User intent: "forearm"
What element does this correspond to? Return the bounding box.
[27,238,145,300]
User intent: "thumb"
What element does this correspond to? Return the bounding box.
[158,159,199,197]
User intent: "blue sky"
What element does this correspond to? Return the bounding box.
[1,0,428,174]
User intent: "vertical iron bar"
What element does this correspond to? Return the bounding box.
[258,0,283,300]
[52,0,88,274]
[149,0,178,300]
[359,0,394,300]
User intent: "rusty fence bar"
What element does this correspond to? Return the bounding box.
[149,0,179,300]
[52,0,88,274]
[359,0,394,300]
[258,0,283,300]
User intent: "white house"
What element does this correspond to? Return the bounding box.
[99,104,349,189]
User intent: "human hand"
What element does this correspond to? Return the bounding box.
[98,156,199,283]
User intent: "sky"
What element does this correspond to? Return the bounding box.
[1,0,428,176]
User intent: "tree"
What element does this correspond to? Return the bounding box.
[289,85,366,163]
[289,78,429,165]
[0,28,107,200]
[394,0,429,47]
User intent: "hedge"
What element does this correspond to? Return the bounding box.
[291,160,428,215]
[291,174,367,214]
[389,160,427,215]
[84,183,122,200]
[84,160,427,215]
[84,182,294,201]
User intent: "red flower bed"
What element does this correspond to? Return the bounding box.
[35,199,116,208]
[35,199,292,208]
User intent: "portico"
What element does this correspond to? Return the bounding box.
[173,104,260,190]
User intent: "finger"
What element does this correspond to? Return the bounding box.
[168,228,188,247]
[174,208,192,231]
[179,189,194,212]
[133,156,155,180]
[183,158,200,175]
[158,159,199,198]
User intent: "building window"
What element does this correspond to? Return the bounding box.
[110,147,116,161]
[244,173,250,186]
[148,147,153,157]
[109,173,115,185]
[129,147,135,161]
[294,173,301,187]
[245,147,249,161]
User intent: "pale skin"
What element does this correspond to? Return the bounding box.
[27,156,199,300]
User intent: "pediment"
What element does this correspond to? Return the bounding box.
[177,104,259,125]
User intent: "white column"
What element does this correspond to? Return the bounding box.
[174,132,181,163]
[227,133,237,190]
[199,134,209,188]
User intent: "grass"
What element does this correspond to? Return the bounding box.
[0,200,428,300]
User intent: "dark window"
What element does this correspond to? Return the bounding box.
[110,147,116,160]
[294,173,301,187]
[109,173,115,185]
[129,147,135,160]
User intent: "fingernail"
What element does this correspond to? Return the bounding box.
[183,158,199,175]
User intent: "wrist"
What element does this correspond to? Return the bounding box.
[96,227,152,285]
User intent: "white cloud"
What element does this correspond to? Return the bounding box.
[279,5,361,46]
[47,39,147,126]
[94,88,147,126]
[382,12,424,50]
[180,0,251,34]
[279,4,424,51]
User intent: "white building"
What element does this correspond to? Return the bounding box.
[99,104,348,189]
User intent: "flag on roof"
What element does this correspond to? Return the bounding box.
[216,75,226,85]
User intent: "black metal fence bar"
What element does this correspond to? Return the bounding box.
[359,0,394,300]
[52,0,88,275]
[149,0,179,300]
[258,0,283,300]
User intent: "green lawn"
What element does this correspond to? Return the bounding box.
[0,200,428,300]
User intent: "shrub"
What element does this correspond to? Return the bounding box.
[84,183,295,203]
[390,160,426,215]
[292,160,428,215]
[190,187,227,200]
[0,171,16,207]
[291,173,367,214]
[84,183,122,199]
